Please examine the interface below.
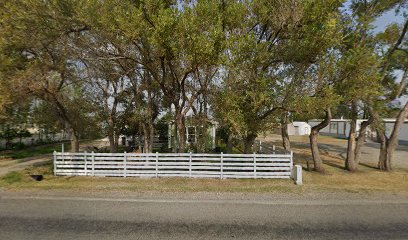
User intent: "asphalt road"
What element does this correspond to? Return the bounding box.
[1,194,408,240]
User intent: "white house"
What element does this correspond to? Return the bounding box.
[287,122,311,136]
[167,117,218,150]
[308,118,408,145]
[383,118,408,145]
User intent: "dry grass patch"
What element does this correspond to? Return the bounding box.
[0,163,301,193]
[1,134,407,195]
[0,157,17,168]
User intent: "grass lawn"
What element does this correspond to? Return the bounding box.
[0,142,69,160]
[1,161,407,194]
[1,135,407,194]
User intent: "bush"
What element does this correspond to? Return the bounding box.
[12,142,26,150]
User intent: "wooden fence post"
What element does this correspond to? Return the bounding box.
[91,151,95,176]
[124,151,127,178]
[220,152,223,179]
[290,151,293,172]
[53,151,57,176]
[253,152,257,178]
[155,152,159,178]
[189,152,192,178]
[84,151,88,176]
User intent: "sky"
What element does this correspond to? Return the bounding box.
[374,8,405,32]
[373,7,407,105]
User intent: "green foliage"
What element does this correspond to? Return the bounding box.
[0,0,406,154]
[0,142,69,159]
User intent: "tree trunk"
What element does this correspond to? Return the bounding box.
[309,131,321,172]
[378,101,408,171]
[346,103,374,171]
[281,112,291,151]
[281,125,291,151]
[309,108,331,173]
[226,134,233,154]
[354,116,374,165]
[114,133,119,152]
[377,130,389,170]
[142,124,149,153]
[149,121,154,153]
[175,110,186,153]
[243,133,257,154]
[70,130,80,152]
[345,119,357,171]
[108,133,116,153]
[142,121,155,153]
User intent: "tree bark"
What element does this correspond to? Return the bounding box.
[175,110,187,153]
[345,102,358,171]
[309,108,331,173]
[345,103,374,171]
[377,130,389,170]
[142,124,149,153]
[281,113,291,151]
[378,101,408,171]
[142,120,155,153]
[354,115,374,165]
[70,129,80,152]
[243,133,257,154]
[108,132,116,153]
[226,134,233,154]
[149,120,154,153]
[345,120,357,171]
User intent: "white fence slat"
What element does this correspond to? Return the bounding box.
[220,152,223,179]
[91,151,95,176]
[124,152,127,178]
[253,152,257,178]
[155,152,159,178]
[84,151,88,176]
[53,151,57,176]
[54,151,293,179]
[189,152,192,178]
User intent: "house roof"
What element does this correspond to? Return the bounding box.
[292,121,310,127]
[309,118,408,123]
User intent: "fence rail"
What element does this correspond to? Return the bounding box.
[53,151,293,179]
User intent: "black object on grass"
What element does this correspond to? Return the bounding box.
[30,175,43,181]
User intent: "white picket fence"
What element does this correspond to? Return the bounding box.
[53,151,294,179]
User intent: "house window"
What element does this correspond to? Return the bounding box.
[330,123,338,132]
[187,127,196,143]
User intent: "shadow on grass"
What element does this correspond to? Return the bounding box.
[359,162,378,170]
[323,160,345,170]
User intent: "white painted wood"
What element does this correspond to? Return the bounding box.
[292,165,303,185]
[253,152,256,178]
[220,152,223,179]
[189,152,192,178]
[124,152,127,178]
[53,151,57,176]
[84,151,88,176]
[155,152,159,178]
[91,151,95,176]
[54,152,294,179]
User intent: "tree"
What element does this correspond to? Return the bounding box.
[216,0,343,154]
[372,19,408,171]
[339,0,408,171]
[0,0,93,152]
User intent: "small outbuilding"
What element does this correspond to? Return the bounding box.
[308,118,408,145]
[287,122,311,136]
